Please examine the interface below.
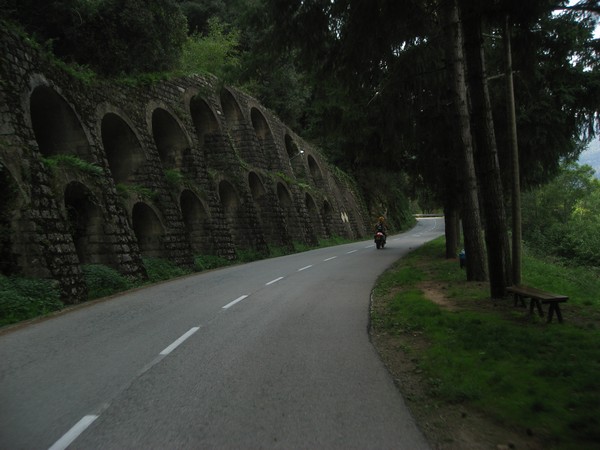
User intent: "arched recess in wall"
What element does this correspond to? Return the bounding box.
[307,155,324,187]
[332,178,358,239]
[220,88,246,164]
[151,108,191,170]
[322,199,334,238]
[190,96,221,155]
[0,164,19,275]
[64,181,108,265]
[250,107,276,169]
[29,85,92,161]
[285,134,305,178]
[220,88,244,124]
[101,113,145,184]
[248,172,271,239]
[180,189,210,254]
[132,202,164,258]
[218,180,240,245]
[277,182,297,236]
[249,172,266,200]
[340,188,365,238]
[305,192,324,239]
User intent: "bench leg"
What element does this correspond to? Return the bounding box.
[530,298,543,317]
[514,294,525,307]
[547,303,563,324]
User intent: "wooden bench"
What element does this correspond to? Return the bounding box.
[506,285,568,323]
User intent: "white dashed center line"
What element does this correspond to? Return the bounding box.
[48,415,98,450]
[222,295,249,309]
[160,327,200,355]
[265,276,284,286]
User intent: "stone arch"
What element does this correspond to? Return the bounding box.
[64,181,108,265]
[101,113,145,184]
[219,180,239,212]
[219,177,267,253]
[340,187,367,238]
[277,182,293,209]
[251,107,279,170]
[218,180,241,245]
[305,192,325,239]
[307,154,324,186]
[332,178,358,239]
[151,107,191,169]
[250,108,272,141]
[249,172,266,200]
[29,85,92,161]
[0,164,20,275]
[220,88,244,123]
[322,199,334,238]
[248,171,281,246]
[285,134,300,159]
[285,134,305,178]
[190,96,220,152]
[277,182,299,238]
[180,189,211,254]
[131,202,164,258]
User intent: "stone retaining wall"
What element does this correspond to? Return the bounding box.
[0,26,369,302]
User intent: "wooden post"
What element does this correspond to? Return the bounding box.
[504,17,522,285]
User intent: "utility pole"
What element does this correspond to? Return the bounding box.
[504,16,522,286]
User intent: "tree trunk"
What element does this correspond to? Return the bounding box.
[504,17,522,286]
[461,10,512,297]
[444,200,460,259]
[440,0,487,281]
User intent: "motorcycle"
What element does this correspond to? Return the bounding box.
[374,231,386,249]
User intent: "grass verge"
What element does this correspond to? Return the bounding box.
[371,237,600,450]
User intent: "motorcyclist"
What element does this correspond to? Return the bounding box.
[374,216,387,242]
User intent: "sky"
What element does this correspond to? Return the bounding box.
[579,138,600,178]
[564,1,599,177]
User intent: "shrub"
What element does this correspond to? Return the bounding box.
[164,169,184,188]
[194,254,231,271]
[42,154,103,176]
[179,18,240,81]
[143,258,191,282]
[0,275,63,326]
[82,264,133,300]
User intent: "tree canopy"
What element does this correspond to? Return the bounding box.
[3,0,600,288]
[1,0,188,76]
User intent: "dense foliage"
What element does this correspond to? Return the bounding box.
[180,17,240,81]
[1,0,188,76]
[0,275,63,326]
[522,162,600,266]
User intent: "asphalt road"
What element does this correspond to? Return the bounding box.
[0,217,444,449]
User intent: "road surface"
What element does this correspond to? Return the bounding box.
[0,217,443,449]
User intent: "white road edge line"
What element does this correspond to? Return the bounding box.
[222,295,249,309]
[266,276,284,286]
[346,250,358,254]
[160,327,200,355]
[48,415,98,450]
[298,265,313,271]
[323,256,337,261]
